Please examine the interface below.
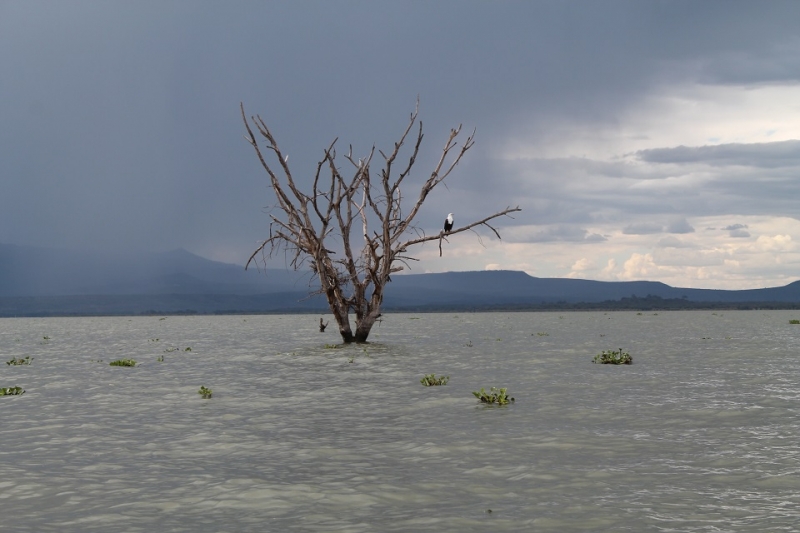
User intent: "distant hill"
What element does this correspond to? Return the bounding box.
[1,243,800,316]
[384,270,800,307]
[0,243,312,297]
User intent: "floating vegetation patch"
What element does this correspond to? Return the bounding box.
[593,348,632,365]
[0,386,25,396]
[473,386,515,405]
[157,355,165,362]
[790,319,800,324]
[184,347,192,352]
[6,356,33,366]
[535,332,549,336]
[323,344,341,349]
[109,359,137,367]
[198,386,212,399]
[420,374,449,386]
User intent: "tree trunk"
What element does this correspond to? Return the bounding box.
[331,305,354,343]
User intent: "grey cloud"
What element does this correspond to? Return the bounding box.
[584,233,607,243]
[511,226,607,244]
[666,219,695,234]
[622,222,663,235]
[722,224,750,238]
[636,140,800,168]
[656,236,694,248]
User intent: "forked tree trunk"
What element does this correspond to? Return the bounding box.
[326,306,377,343]
[353,309,382,343]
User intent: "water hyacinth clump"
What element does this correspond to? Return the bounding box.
[109,359,137,367]
[593,348,632,365]
[420,374,449,386]
[0,386,25,396]
[473,386,515,405]
[198,386,213,399]
[790,319,800,324]
[6,356,33,366]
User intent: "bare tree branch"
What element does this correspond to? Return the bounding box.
[242,101,521,343]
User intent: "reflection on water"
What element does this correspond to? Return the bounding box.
[2,311,800,532]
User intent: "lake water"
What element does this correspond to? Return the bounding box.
[2,311,800,532]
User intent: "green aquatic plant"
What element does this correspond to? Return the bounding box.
[420,374,449,386]
[473,386,515,405]
[109,359,137,367]
[184,347,192,352]
[323,343,341,349]
[790,319,800,324]
[157,355,165,362]
[198,386,212,399]
[0,386,25,396]
[6,356,33,366]
[535,332,549,336]
[592,348,632,365]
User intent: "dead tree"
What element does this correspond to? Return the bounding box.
[319,317,328,332]
[242,101,520,343]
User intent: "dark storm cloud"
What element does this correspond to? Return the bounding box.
[2,0,800,266]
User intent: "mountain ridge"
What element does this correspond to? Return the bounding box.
[1,243,800,316]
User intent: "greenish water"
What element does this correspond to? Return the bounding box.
[2,311,800,532]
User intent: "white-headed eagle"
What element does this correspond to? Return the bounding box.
[444,213,454,233]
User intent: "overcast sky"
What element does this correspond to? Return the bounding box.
[3,1,800,290]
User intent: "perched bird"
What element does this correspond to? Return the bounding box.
[444,213,454,233]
